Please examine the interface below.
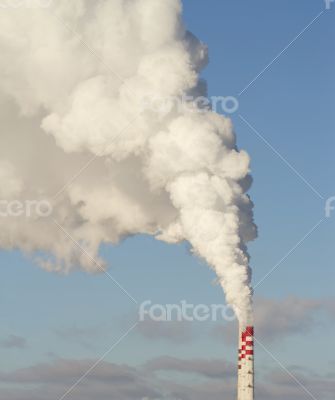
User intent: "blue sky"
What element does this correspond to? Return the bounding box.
[0,1,334,399]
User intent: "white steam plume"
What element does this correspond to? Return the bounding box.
[0,0,256,326]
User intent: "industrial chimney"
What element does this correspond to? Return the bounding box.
[237,326,254,400]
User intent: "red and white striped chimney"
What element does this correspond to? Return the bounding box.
[237,326,254,400]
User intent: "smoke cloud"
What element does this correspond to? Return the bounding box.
[0,0,256,325]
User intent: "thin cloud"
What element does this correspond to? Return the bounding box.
[0,335,27,349]
[0,357,333,400]
[144,356,236,379]
[214,296,335,344]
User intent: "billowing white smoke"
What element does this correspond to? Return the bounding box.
[0,0,256,325]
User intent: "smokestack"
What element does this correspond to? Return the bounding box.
[237,326,244,400]
[237,325,254,400]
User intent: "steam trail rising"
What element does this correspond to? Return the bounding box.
[0,0,256,325]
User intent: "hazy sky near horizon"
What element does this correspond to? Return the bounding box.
[0,1,334,399]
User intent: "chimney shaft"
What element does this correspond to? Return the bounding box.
[237,327,243,400]
[237,326,254,400]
